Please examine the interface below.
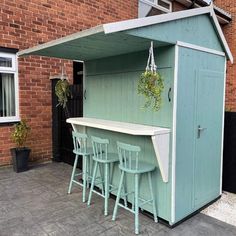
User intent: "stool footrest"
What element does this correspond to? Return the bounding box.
[74,172,82,177]
[109,186,118,193]
[118,202,135,214]
[122,191,134,197]
[72,180,83,187]
[91,189,105,198]
[139,198,153,206]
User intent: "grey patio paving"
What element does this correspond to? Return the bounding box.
[0,162,236,236]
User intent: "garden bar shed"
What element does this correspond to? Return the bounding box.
[18,6,233,226]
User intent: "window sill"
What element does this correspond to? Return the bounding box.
[0,117,20,126]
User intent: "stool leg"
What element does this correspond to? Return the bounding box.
[104,163,109,216]
[82,155,87,203]
[68,154,79,194]
[112,170,124,221]
[86,155,90,189]
[123,172,128,207]
[98,163,105,195]
[148,172,158,223]
[134,174,139,234]
[87,161,98,206]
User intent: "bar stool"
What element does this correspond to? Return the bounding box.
[112,141,158,234]
[68,131,93,202]
[87,136,119,216]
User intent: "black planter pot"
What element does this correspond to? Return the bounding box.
[10,148,31,173]
[223,112,236,193]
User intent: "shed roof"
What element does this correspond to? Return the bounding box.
[18,6,233,63]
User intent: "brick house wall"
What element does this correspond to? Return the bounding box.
[0,0,138,166]
[214,1,235,111]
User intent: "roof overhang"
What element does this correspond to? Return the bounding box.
[18,6,233,63]
[17,25,172,61]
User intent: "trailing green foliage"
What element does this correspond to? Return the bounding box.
[137,71,164,111]
[55,79,71,108]
[12,120,30,148]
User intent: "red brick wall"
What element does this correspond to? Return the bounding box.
[214,1,236,111]
[0,0,138,166]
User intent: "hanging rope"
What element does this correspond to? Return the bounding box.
[146,41,157,73]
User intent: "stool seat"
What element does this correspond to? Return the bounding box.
[73,147,94,156]
[119,161,155,174]
[93,153,119,163]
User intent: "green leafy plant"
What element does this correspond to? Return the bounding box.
[55,79,71,108]
[11,120,30,148]
[137,70,164,111]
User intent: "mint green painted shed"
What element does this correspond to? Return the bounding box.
[18,7,233,225]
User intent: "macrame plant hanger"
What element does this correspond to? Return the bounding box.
[60,64,68,80]
[146,41,157,74]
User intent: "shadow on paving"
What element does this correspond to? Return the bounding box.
[0,162,236,236]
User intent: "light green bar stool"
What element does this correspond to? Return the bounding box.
[112,141,158,234]
[68,131,93,202]
[87,136,120,216]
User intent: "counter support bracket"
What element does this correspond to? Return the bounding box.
[151,134,170,183]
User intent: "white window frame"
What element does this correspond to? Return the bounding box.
[0,52,19,123]
[140,0,172,13]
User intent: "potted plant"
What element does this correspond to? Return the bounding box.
[11,120,31,172]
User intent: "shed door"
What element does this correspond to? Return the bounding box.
[194,70,224,208]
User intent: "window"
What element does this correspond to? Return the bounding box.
[139,0,172,18]
[0,52,19,123]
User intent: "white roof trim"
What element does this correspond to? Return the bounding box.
[103,6,212,34]
[17,25,104,57]
[210,7,233,63]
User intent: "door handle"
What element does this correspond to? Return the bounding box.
[197,125,207,138]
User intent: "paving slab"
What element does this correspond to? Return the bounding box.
[0,162,236,236]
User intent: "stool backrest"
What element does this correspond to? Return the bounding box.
[72,131,88,154]
[91,136,109,161]
[117,141,141,171]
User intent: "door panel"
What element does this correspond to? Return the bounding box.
[194,70,224,208]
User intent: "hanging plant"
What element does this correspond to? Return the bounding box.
[137,42,164,111]
[138,70,164,111]
[55,79,71,108]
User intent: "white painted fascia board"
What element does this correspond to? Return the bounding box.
[170,45,179,225]
[209,7,234,64]
[17,25,104,57]
[220,58,227,194]
[103,6,212,34]
[177,41,226,57]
